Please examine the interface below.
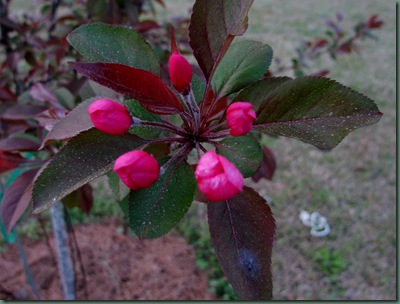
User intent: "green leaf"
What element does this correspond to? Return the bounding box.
[234,77,291,111]
[125,99,163,139]
[191,74,205,105]
[119,194,129,217]
[212,40,273,97]
[107,170,129,202]
[207,186,275,300]
[216,135,262,178]
[128,157,196,238]
[67,23,160,75]
[54,87,75,110]
[255,77,383,150]
[32,129,147,213]
[189,0,253,80]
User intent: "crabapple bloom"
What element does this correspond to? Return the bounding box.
[88,99,132,135]
[168,52,193,94]
[114,150,160,190]
[226,102,257,136]
[195,150,243,202]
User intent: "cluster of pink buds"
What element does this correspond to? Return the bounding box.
[86,47,257,201]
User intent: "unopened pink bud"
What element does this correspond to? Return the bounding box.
[88,99,132,135]
[195,150,243,202]
[168,52,192,94]
[226,102,257,137]
[114,150,160,190]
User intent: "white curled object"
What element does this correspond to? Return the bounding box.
[299,210,330,237]
[299,210,313,226]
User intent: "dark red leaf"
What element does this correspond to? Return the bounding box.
[251,146,276,182]
[2,105,48,120]
[34,107,69,132]
[0,136,40,152]
[6,52,20,72]
[134,20,161,33]
[1,169,38,232]
[69,62,184,115]
[337,42,353,54]
[0,151,26,173]
[189,0,253,80]
[29,83,60,107]
[64,184,93,214]
[208,186,275,300]
[314,39,328,48]
[311,69,330,77]
[0,120,33,138]
[368,15,384,29]
[0,87,17,102]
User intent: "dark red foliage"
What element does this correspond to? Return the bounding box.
[0,151,26,173]
[368,15,384,29]
[69,62,184,115]
[252,146,277,182]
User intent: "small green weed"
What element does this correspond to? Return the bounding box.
[313,247,346,282]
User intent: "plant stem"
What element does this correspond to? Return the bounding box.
[199,144,208,153]
[204,130,230,140]
[179,112,192,131]
[160,142,192,175]
[195,142,201,160]
[136,120,188,137]
[148,136,186,145]
[201,121,227,136]
[184,88,201,134]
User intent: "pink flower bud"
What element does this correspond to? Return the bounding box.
[114,150,160,190]
[195,150,243,202]
[226,102,257,136]
[88,99,132,135]
[168,52,192,94]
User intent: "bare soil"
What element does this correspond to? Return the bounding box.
[0,219,215,300]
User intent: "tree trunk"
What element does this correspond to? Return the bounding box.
[50,201,76,300]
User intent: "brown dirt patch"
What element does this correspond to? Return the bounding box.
[0,219,215,300]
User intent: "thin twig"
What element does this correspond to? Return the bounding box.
[199,144,208,153]
[160,142,192,175]
[201,121,227,136]
[204,130,230,140]
[138,120,188,137]
[38,215,56,266]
